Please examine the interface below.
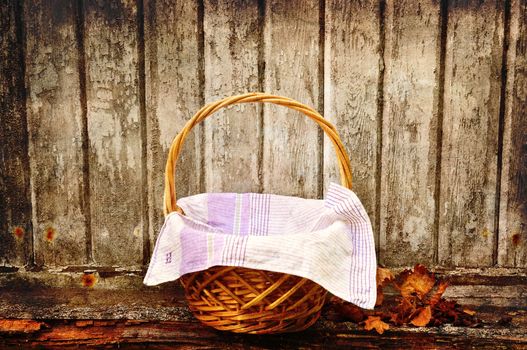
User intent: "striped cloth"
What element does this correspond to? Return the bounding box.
[144,182,377,309]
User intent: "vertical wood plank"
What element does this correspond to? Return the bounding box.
[203,0,260,193]
[144,0,201,251]
[84,0,143,266]
[0,1,32,267]
[439,0,504,267]
[498,0,527,267]
[24,0,88,266]
[379,0,441,266]
[324,0,381,239]
[263,0,321,198]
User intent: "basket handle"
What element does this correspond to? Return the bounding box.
[164,92,353,216]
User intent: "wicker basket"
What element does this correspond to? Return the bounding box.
[163,93,353,334]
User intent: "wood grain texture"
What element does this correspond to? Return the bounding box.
[1,268,527,347]
[0,1,32,267]
[84,0,143,266]
[2,267,526,318]
[263,0,321,198]
[498,0,527,267]
[323,0,381,236]
[3,0,527,275]
[439,0,504,267]
[1,313,527,348]
[144,0,201,253]
[24,0,88,266]
[379,0,441,266]
[203,0,261,193]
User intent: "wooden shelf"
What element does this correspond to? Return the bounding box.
[1,267,526,348]
[0,306,525,349]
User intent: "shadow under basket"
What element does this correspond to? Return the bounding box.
[180,266,328,334]
[164,93,354,334]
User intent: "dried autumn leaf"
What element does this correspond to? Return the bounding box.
[428,281,449,307]
[377,267,394,286]
[375,288,385,306]
[432,299,481,327]
[410,306,432,327]
[324,264,483,331]
[375,267,394,307]
[364,316,390,335]
[463,308,476,316]
[391,297,417,325]
[398,264,435,299]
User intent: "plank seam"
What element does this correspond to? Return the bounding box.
[136,0,150,266]
[197,0,205,194]
[494,0,511,267]
[257,0,265,194]
[14,0,34,267]
[433,0,449,266]
[75,0,93,265]
[317,0,325,199]
[375,0,386,259]
[144,0,157,264]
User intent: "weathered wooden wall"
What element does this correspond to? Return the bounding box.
[1,0,526,301]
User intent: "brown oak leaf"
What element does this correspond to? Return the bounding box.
[410,306,432,327]
[376,267,395,306]
[377,267,395,286]
[364,316,390,334]
[463,308,476,316]
[375,288,385,307]
[324,264,484,331]
[391,297,417,325]
[428,281,449,307]
[397,264,435,299]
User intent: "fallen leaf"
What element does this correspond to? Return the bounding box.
[364,316,390,334]
[463,308,476,316]
[397,264,435,299]
[375,287,385,306]
[411,306,432,327]
[375,267,394,307]
[432,299,481,327]
[377,267,394,286]
[324,264,485,331]
[428,281,449,307]
[390,297,417,325]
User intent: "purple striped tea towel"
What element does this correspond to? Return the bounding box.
[144,182,377,309]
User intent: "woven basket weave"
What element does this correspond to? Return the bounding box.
[164,93,353,334]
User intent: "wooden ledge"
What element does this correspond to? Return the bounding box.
[0,305,526,349]
[1,267,526,347]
